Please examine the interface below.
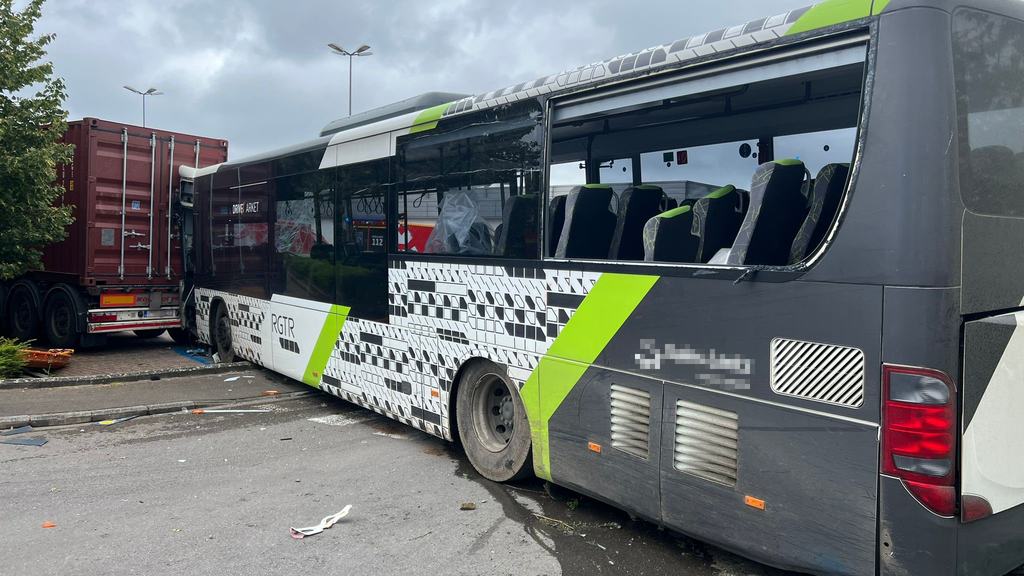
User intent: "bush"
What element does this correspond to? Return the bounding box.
[0,337,29,378]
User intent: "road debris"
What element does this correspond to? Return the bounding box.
[289,505,352,539]
[2,425,33,436]
[96,416,138,426]
[262,390,280,396]
[42,521,56,528]
[191,409,270,414]
[460,502,477,511]
[1,437,47,447]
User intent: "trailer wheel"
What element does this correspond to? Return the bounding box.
[456,361,533,482]
[8,288,40,342]
[211,304,235,363]
[167,328,191,345]
[133,329,166,339]
[44,290,80,348]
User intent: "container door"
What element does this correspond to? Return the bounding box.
[87,127,159,281]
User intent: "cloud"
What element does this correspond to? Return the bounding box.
[37,0,812,159]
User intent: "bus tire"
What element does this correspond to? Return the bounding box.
[167,328,191,345]
[133,329,166,339]
[8,287,40,342]
[211,303,235,363]
[44,290,81,348]
[456,361,533,483]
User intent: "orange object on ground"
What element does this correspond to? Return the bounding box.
[21,349,74,369]
[42,522,56,528]
[262,391,280,396]
[191,410,205,414]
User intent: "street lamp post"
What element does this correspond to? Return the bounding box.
[327,43,372,116]
[123,86,163,127]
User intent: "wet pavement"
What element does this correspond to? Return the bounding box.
[0,388,803,576]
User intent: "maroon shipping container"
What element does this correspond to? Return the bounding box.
[1,118,228,348]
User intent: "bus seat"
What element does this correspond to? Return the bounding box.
[692,185,748,263]
[495,194,537,258]
[642,204,699,263]
[609,185,666,260]
[547,195,566,257]
[788,163,850,264]
[726,159,810,266]
[664,197,679,211]
[554,184,616,259]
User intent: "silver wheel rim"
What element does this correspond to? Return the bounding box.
[471,372,515,453]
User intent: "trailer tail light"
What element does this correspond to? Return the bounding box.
[882,365,956,517]
[89,312,117,322]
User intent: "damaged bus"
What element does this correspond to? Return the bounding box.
[177,1,1024,574]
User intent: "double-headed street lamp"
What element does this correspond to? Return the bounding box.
[123,86,162,127]
[328,43,372,117]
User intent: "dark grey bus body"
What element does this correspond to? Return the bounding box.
[182,1,1024,574]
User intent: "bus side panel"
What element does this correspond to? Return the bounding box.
[878,475,957,576]
[877,287,959,575]
[660,385,877,576]
[544,277,883,576]
[547,365,664,523]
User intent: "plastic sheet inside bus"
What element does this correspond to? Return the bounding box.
[423,190,492,255]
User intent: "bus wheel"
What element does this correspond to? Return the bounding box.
[133,329,166,339]
[44,291,80,348]
[167,328,191,345]
[456,361,533,482]
[211,304,235,363]
[9,288,40,342]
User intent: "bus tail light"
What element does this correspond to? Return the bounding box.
[881,365,956,517]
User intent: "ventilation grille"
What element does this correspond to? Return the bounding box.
[771,338,865,408]
[610,384,650,459]
[674,400,738,487]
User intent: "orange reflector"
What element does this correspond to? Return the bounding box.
[588,442,602,453]
[100,293,136,307]
[262,391,280,396]
[192,410,205,414]
[430,390,439,398]
[42,521,57,528]
[745,496,765,510]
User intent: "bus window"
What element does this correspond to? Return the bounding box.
[395,100,544,259]
[271,170,335,304]
[548,50,864,266]
[335,158,389,322]
[953,9,1024,217]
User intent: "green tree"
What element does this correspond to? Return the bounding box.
[0,0,73,280]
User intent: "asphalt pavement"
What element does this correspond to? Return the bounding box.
[0,371,801,576]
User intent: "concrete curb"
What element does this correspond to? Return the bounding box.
[0,390,313,429]
[0,361,252,391]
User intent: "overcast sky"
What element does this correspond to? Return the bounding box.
[37,0,813,160]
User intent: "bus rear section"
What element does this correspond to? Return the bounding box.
[950,4,1024,575]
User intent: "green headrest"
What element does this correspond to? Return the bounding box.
[582,184,612,189]
[657,204,692,219]
[704,185,736,200]
[772,158,804,167]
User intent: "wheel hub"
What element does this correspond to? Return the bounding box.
[472,373,516,452]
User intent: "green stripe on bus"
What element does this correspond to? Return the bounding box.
[410,102,452,134]
[302,305,351,388]
[785,0,873,36]
[522,273,658,480]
